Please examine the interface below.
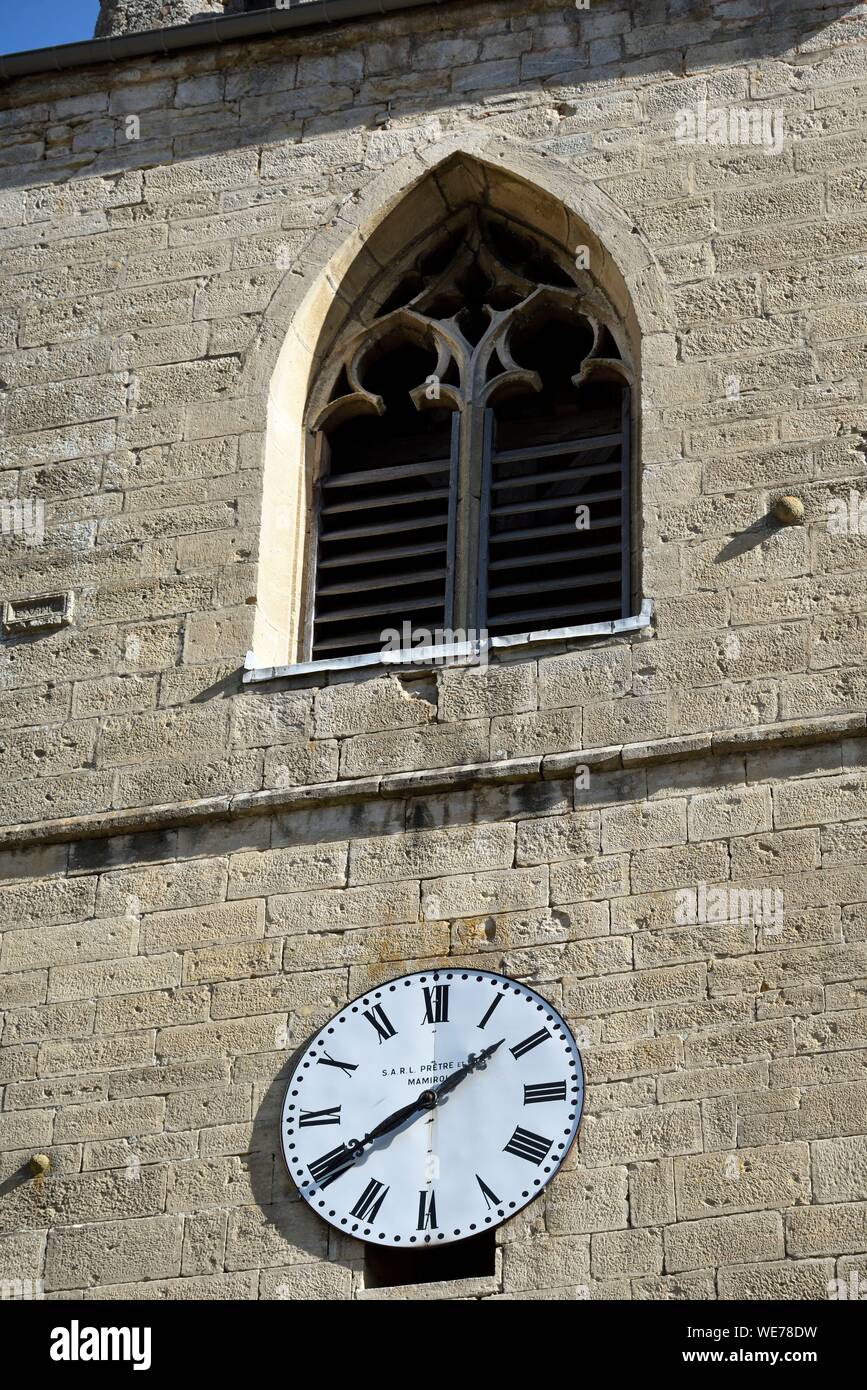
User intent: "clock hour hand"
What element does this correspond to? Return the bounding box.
[347,1095,433,1155]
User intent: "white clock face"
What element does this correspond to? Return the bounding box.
[281,969,584,1247]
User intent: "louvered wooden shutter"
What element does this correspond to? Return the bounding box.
[480,387,631,637]
[310,413,460,662]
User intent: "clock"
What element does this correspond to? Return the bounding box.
[280,968,585,1247]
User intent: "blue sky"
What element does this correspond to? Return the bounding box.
[0,0,100,55]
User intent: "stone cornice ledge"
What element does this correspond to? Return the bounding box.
[0,711,863,853]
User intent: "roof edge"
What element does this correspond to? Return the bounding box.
[0,0,442,82]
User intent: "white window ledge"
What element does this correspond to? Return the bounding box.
[243,599,653,684]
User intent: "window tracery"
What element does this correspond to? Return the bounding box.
[306,208,633,663]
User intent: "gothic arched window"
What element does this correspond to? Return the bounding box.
[305,209,633,664]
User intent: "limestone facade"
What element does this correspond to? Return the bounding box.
[0,0,866,1300]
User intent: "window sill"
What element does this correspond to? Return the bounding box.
[355,1273,502,1300]
[243,599,653,684]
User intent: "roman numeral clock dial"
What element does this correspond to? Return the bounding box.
[281,970,584,1247]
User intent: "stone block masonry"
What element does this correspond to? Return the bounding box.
[0,0,866,1299]
[0,734,865,1299]
[0,0,865,824]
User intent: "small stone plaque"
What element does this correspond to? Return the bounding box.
[1,591,74,635]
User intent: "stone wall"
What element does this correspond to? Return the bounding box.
[0,0,865,825]
[1,734,866,1299]
[0,0,866,1299]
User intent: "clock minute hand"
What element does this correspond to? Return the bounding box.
[432,1038,505,1101]
[347,1039,505,1156]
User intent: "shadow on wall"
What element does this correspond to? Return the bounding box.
[246,1043,337,1285]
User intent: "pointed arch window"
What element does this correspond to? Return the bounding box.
[305,209,633,664]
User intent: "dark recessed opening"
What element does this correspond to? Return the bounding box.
[363,1229,496,1290]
